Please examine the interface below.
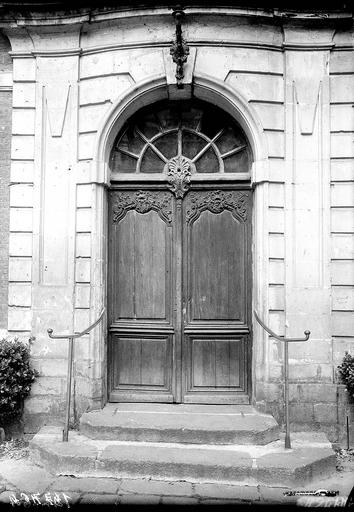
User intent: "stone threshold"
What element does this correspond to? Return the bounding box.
[80,403,280,445]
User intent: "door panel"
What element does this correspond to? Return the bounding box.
[112,209,171,322]
[112,335,172,389]
[189,210,246,322]
[183,334,248,404]
[187,334,247,388]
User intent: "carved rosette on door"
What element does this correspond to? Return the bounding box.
[108,100,252,404]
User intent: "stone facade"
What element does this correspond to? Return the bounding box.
[0,33,12,335]
[0,3,353,441]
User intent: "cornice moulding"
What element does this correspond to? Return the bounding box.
[8,52,33,59]
[33,48,82,57]
[282,42,335,50]
[9,39,351,59]
[0,6,352,27]
[331,45,354,51]
[9,48,82,57]
[8,42,283,58]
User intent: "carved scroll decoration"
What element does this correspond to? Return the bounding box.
[185,190,249,223]
[170,6,190,89]
[167,155,192,198]
[111,190,173,223]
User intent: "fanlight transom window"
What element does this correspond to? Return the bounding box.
[110,101,252,176]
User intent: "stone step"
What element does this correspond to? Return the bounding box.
[80,403,280,445]
[30,427,336,487]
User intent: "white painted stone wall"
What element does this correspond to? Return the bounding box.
[1,6,353,437]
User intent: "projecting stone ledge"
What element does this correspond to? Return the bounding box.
[80,403,280,445]
[30,427,336,486]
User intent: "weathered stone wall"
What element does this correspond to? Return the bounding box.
[256,24,354,441]
[0,32,12,336]
[0,7,353,440]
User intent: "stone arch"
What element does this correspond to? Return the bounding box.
[90,73,269,407]
[93,73,269,184]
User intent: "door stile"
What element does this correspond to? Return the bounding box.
[174,197,183,403]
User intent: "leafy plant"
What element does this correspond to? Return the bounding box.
[337,352,354,401]
[0,338,39,425]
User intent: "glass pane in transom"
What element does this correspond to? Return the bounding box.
[195,148,219,173]
[140,146,165,173]
[182,130,207,161]
[111,150,137,173]
[216,126,247,156]
[154,132,178,160]
[223,151,251,173]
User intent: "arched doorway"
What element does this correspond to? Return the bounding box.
[107,99,253,404]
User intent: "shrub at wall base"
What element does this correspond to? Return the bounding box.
[337,353,354,446]
[0,337,39,438]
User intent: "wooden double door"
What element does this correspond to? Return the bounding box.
[108,184,252,404]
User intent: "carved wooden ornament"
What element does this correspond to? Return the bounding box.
[185,190,249,222]
[111,190,173,223]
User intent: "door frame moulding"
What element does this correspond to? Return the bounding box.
[90,72,270,407]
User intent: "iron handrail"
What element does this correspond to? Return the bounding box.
[47,308,105,441]
[254,310,311,449]
[47,309,105,339]
[254,310,310,343]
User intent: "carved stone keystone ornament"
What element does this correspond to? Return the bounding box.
[167,155,192,198]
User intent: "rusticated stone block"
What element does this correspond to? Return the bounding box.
[52,477,120,494]
[23,412,62,434]
[36,359,67,377]
[119,478,193,497]
[288,363,333,382]
[24,396,64,416]
[289,403,314,423]
[80,494,118,505]
[314,403,338,424]
[9,184,33,207]
[8,283,32,307]
[289,383,337,403]
[8,257,32,282]
[31,377,65,396]
[12,83,35,108]
[8,307,32,331]
[9,207,33,232]
[194,483,258,501]
[118,494,160,505]
[256,382,283,403]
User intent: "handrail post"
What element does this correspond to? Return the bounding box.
[254,310,310,450]
[47,308,105,442]
[63,337,74,442]
[284,341,291,449]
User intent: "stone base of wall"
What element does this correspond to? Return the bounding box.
[256,384,354,444]
[21,382,354,445]
[22,394,101,435]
